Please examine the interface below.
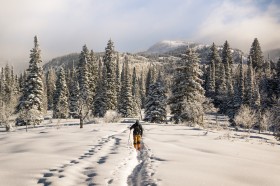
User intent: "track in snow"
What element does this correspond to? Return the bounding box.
[36,128,157,186]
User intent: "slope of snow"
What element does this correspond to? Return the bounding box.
[146,40,193,54]
[0,120,280,186]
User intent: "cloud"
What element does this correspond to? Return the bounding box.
[194,0,280,52]
[0,0,280,72]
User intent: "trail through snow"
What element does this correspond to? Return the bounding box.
[1,120,280,186]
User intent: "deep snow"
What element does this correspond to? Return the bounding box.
[0,119,280,186]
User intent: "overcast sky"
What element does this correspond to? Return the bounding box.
[1,0,280,69]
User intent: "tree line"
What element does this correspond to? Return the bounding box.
[0,36,279,140]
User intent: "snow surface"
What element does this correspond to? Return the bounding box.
[146,40,193,54]
[1,119,280,186]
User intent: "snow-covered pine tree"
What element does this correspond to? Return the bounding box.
[131,67,141,115]
[53,67,69,119]
[145,68,153,97]
[46,68,56,110]
[222,41,234,97]
[0,66,19,131]
[169,48,205,124]
[88,50,98,104]
[208,43,222,95]
[233,56,245,113]
[17,36,44,125]
[132,67,137,97]
[249,38,264,73]
[69,66,80,118]
[216,63,228,112]
[93,59,107,117]
[118,57,136,117]
[144,72,167,123]
[245,57,255,107]
[206,60,215,98]
[0,68,5,100]
[116,54,121,100]
[78,45,90,102]
[103,39,117,110]
[77,45,92,128]
[138,71,146,109]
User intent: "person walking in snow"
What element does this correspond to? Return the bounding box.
[130,120,143,150]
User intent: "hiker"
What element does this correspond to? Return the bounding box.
[130,120,143,150]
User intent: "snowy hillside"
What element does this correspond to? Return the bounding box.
[43,52,163,75]
[264,48,280,62]
[145,40,193,54]
[1,120,280,186]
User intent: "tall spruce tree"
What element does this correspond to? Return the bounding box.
[103,39,117,110]
[46,68,56,110]
[76,45,92,128]
[116,54,121,100]
[78,45,90,101]
[93,59,107,117]
[169,48,205,124]
[233,56,245,109]
[69,66,80,118]
[249,38,264,73]
[245,57,255,106]
[139,71,146,109]
[53,67,69,118]
[208,43,222,95]
[118,58,136,117]
[88,50,98,104]
[144,72,167,123]
[17,36,44,125]
[145,68,153,97]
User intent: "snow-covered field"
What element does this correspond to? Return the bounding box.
[1,119,280,186]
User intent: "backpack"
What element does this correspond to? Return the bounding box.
[134,124,141,135]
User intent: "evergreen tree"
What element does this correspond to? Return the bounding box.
[206,60,216,97]
[88,50,98,103]
[169,48,205,124]
[144,72,167,123]
[245,57,255,106]
[132,67,137,97]
[53,67,69,118]
[103,39,117,110]
[222,40,234,97]
[249,38,264,73]
[115,54,121,99]
[93,59,107,117]
[78,45,90,102]
[233,56,245,109]
[69,66,80,118]
[145,68,153,97]
[139,71,146,109]
[76,45,92,128]
[46,68,56,110]
[131,67,141,115]
[118,58,136,117]
[208,43,222,95]
[17,36,44,125]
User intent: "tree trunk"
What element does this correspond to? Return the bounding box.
[80,117,83,128]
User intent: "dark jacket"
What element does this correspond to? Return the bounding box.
[130,120,143,136]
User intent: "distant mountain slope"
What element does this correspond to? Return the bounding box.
[264,48,280,62]
[146,40,192,54]
[142,40,245,64]
[43,52,163,76]
[43,53,79,72]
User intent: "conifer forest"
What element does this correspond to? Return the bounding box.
[0,36,279,140]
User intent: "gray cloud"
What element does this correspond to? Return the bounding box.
[0,0,280,72]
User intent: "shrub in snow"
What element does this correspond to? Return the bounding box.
[104,110,121,123]
[234,105,256,133]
